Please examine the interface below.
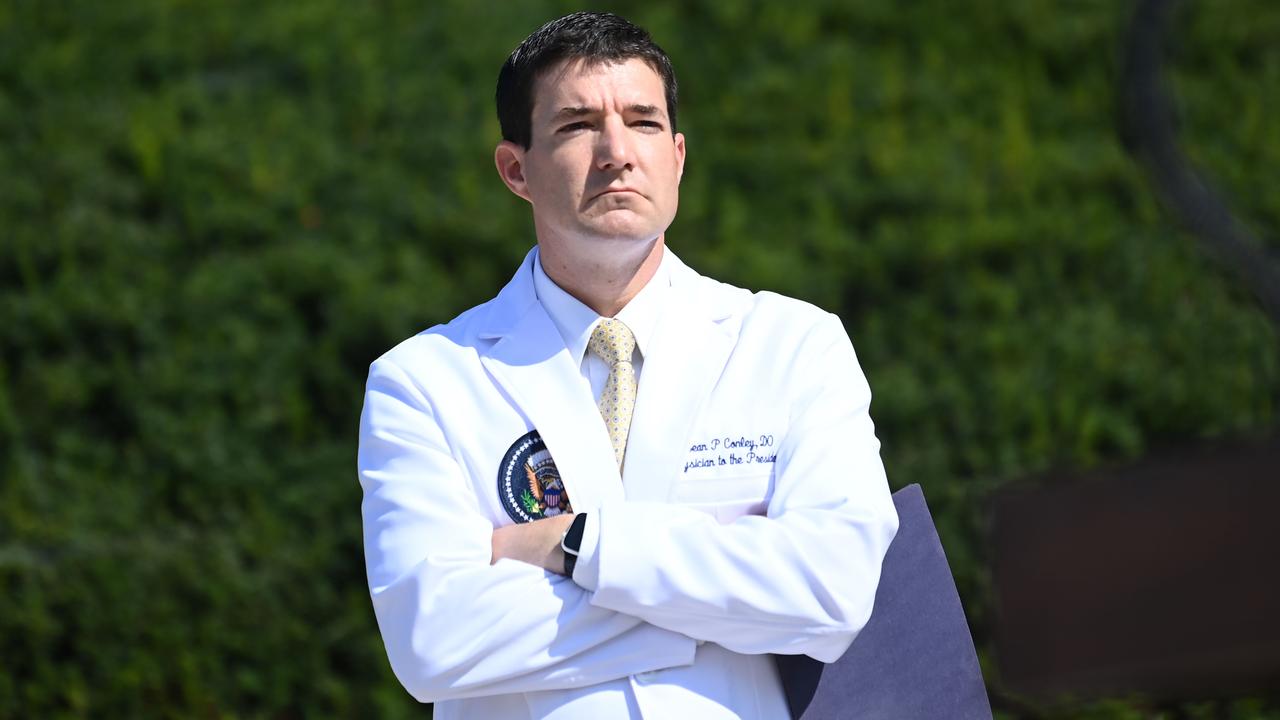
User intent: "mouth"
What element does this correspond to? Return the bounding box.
[593,187,642,200]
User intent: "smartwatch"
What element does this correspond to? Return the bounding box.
[561,512,588,577]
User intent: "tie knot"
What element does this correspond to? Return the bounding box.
[588,318,636,366]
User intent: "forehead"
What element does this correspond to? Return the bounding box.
[531,57,667,119]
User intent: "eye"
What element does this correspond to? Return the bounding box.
[633,120,664,132]
[557,121,591,133]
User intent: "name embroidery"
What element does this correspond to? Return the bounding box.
[683,434,777,473]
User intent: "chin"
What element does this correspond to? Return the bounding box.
[579,220,662,245]
[581,209,672,244]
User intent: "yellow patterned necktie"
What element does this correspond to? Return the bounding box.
[588,318,638,468]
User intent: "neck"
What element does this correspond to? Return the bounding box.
[538,237,665,317]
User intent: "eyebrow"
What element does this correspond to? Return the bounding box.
[550,104,665,122]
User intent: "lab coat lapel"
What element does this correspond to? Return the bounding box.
[478,253,623,513]
[622,257,741,502]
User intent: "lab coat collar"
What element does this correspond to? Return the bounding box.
[476,247,738,340]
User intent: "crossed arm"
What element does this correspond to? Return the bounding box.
[490,514,575,573]
[359,315,897,702]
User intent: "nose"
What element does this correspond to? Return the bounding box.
[595,116,635,171]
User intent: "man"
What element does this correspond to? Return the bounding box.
[358,12,898,719]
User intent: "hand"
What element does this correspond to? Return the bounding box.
[491,514,577,575]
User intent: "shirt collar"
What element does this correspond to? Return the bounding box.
[532,245,672,365]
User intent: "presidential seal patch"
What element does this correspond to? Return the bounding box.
[498,430,572,523]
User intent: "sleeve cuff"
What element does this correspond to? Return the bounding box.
[570,510,602,591]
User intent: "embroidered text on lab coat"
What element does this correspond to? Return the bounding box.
[684,433,778,473]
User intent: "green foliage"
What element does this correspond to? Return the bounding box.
[521,488,540,516]
[1,0,1276,717]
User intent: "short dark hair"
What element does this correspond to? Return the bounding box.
[496,12,679,149]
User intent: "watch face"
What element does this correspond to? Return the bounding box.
[498,430,574,523]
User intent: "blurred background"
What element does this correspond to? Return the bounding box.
[1,0,1277,717]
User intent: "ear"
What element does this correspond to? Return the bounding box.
[494,141,533,203]
[674,132,687,183]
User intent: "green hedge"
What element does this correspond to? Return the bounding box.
[1,0,1276,717]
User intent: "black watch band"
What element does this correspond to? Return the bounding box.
[561,512,588,577]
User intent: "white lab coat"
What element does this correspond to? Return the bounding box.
[358,248,899,719]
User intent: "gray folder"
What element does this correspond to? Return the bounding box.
[775,483,992,719]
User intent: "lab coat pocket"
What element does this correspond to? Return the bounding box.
[673,471,773,524]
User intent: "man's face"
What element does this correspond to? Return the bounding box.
[501,57,686,250]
